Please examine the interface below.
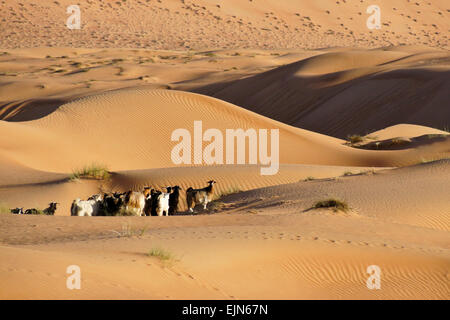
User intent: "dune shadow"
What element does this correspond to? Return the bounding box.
[0,98,69,122]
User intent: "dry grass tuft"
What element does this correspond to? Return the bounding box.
[312,198,349,213]
[69,163,110,181]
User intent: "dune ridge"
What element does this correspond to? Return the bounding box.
[194,48,450,138]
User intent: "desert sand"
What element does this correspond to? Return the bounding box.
[0,0,449,300]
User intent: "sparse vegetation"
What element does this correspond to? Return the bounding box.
[208,200,225,212]
[27,208,46,215]
[69,163,110,181]
[389,138,410,146]
[359,169,376,175]
[312,198,349,213]
[347,134,364,145]
[427,134,447,139]
[147,247,174,261]
[0,202,10,215]
[112,223,148,237]
[419,157,449,164]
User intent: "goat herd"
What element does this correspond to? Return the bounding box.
[10,180,217,217]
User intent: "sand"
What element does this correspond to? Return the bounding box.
[1,0,449,50]
[1,161,449,299]
[0,0,449,300]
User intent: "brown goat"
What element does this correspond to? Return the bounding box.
[186,180,216,213]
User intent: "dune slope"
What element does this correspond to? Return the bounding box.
[1,88,447,175]
[195,48,450,138]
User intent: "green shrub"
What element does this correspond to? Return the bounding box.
[347,135,364,145]
[147,247,174,261]
[69,163,110,181]
[312,198,349,213]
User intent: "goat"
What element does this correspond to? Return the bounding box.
[123,191,146,216]
[150,189,161,216]
[24,202,59,215]
[43,202,58,215]
[101,192,125,216]
[143,187,152,199]
[10,207,24,214]
[71,196,102,217]
[142,187,153,216]
[168,185,182,215]
[186,180,216,213]
[154,192,170,216]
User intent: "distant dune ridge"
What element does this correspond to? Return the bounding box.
[0,0,449,50]
[0,0,449,301]
[195,47,450,138]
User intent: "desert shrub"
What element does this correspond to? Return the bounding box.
[69,163,110,181]
[312,198,349,213]
[147,247,174,261]
[347,135,364,145]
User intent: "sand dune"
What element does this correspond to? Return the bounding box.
[1,88,447,175]
[218,159,450,232]
[2,47,449,139]
[195,48,450,138]
[1,161,448,299]
[0,163,385,216]
[369,124,449,140]
[1,0,449,301]
[0,87,448,217]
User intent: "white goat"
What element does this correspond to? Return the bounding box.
[71,194,103,217]
[155,192,170,216]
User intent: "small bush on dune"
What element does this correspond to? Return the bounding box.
[28,208,46,215]
[312,198,349,213]
[389,138,410,146]
[112,223,148,238]
[147,247,174,261]
[208,201,225,212]
[69,163,110,181]
[347,135,364,145]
